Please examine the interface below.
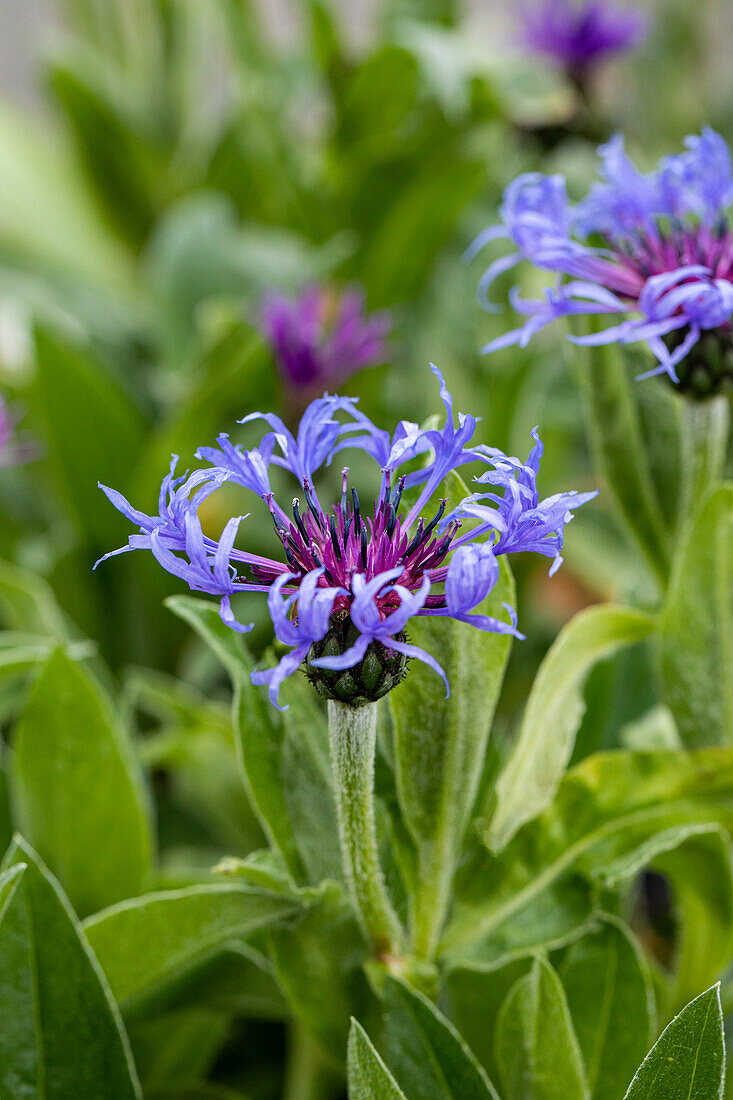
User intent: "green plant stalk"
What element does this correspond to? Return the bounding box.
[571,340,671,587]
[327,700,403,956]
[678,395,729,525]
[283,1020,339,1100]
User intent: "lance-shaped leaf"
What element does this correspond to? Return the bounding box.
[382,975,499,1099]
[560,917,656,1100]
[659,485,733,746]
[390,555,515,958]
[488,605,654,852]
[9,649,153,918]
[347,1018,407,1100]
[84,882,301,1011]
[166,595,306,881]
[495,955,589,1100]
[0,836,141,1098]
[572,338,671,585]
[444,749,733,965]
[623,985,725,1099]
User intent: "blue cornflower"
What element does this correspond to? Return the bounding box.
[519,0,647,83]
[471,129,733,395]
[98,365,594,707]
[261,285,392,395]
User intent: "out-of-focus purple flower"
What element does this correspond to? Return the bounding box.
[261,285,392,394]
[98,366,593,707]
[0,395,38,469]
[471,130,733,395]
[519,0,647,80]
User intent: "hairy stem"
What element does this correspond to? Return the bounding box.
[679,395,729,526]
[328,700,403,956]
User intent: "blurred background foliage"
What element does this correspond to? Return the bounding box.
[0,1,732,1096]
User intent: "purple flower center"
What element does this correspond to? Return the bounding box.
[254,469,458,619]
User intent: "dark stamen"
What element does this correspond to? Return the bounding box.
[360,525,368,569]
[303,479,324,530]
[329,514,342,561]
[391,475,406,512]
[404,518,425,558]
[352,488,361,534]
[343,516,352,544]
[310,545,323,568]
[386,504,397,538]
[341,468,349,518]
[285,548,298,570]
[422,499,447,542]
[292,498,309,543]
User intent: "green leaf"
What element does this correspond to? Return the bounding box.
[8,649,152,917]
[623,985,725,1099]
[390,555,515,958]
[268,883,373,1059]
[560,917,656,1100]
[84,882,301,1011]
[347,1018,408,1100]
[0,836,141,1098]
[659,485,733,746]
[446,958,534,1086]
[166,594,334,883]
[488,605,655,852]
[32,326,147,544]
[165,597,294,864]
[280,675,341,884]
[445,749,733,965]
[383,975,499,1099]
[573,340,671,584]
[495,955,589,1100]
[653,828,733,1014]
[0,559,69,637]
[48,55,164,247]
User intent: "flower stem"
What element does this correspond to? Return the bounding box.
[679,395,729,526]
[283,1021,338,1100]
[327,700,403,956]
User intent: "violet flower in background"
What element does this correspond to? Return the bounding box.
[470,129,733,396]
[261,285,392,398]
[98,365,595,708]
[519,0,648,88]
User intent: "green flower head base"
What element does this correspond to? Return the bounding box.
[96,365,596,708]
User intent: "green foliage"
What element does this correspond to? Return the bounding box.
[382,976,500,1099]
[84,882,302,1012]
[488,604,655,852]
[659,485,733,746]
[494,955,589,1100]
[347,1018,407,1100]
[9,648,153,916]
[390,556,515,957]
[623,985,725,1099]
[0,836,141,1098]
[573,342,673,585]
[559,917,656,1100]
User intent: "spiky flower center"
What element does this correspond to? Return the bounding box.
[253,468,459,615]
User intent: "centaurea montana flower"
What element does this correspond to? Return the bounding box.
[519,0,647,86]
[261,285,392,395]
[471,130,733,398]
[97,366,595,708]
